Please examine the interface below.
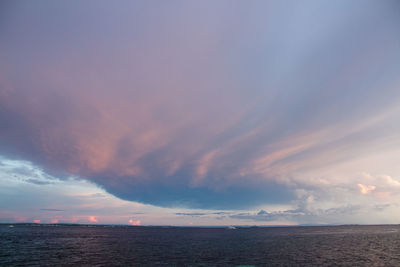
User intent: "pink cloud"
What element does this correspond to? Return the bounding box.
[357,184,376,195]
[374,191,391,199]
[128,219,141,226]
[51,219,59,223]
[89,216,98,223]
[15,216,27,222]
[33,219,41,223]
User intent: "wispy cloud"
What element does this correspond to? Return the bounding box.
[26,179,53,185]
[40,208,64,212]
[176,213,207,217]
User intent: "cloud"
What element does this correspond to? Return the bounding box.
[357,184,376,195]
[128,219,141,226]
[25,179,53,185]
[88,216,98,223]
[176,212,206,217]
[0,1,399,211]
[230,205,362,224]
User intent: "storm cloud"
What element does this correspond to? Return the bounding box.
[1,0,400,210]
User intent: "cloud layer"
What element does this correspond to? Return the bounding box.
[1,1,400,210]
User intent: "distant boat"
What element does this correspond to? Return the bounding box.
[227,226,236,229]
[9,225,14,228]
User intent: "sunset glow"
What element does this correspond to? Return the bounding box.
[1,0,400,226]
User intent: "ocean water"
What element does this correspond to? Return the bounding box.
[1,224,400,266]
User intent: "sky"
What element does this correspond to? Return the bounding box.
[0,0,400,226]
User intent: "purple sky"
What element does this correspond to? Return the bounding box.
[1,0,400,225]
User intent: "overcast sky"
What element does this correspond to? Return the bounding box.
[1,0,400,225]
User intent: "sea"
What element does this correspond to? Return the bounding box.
[1,224,400,266]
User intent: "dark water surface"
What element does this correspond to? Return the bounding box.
[1,224,400,266]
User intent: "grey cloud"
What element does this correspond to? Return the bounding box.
[231,205,362,223]
[175,213,207,217]
[25,179,53,185]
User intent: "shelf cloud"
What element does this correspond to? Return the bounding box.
[1,0,400,212]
